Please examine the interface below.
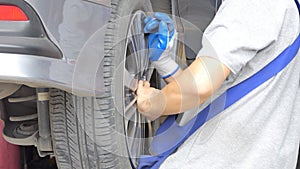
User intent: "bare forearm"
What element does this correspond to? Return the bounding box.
[150,57,231,116]
[150,66,204,115]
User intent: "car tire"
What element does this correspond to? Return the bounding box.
[49,0,154,169]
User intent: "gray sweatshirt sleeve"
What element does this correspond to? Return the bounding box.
[198,0,286,74]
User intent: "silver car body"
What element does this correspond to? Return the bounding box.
[0,0,111,96]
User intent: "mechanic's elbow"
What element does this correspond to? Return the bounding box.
[197,81,214,101]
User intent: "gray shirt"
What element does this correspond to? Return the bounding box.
[161,0,300,168]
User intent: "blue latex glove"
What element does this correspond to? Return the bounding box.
[144,12,174,61]
[144,12,179,78]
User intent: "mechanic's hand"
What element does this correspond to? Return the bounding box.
[144,12,179,79]
[136,80,162,121]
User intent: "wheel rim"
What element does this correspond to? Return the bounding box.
[123,10,154,167]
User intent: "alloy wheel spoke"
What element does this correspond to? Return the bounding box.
[127,36,140,73]
[130,12,148,77]
[123,69,138,91]
[123,10,155,167]
[125,99,137,120]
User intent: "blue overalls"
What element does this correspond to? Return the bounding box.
[138,0,300,168]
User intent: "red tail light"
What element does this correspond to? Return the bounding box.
[0,5,28,21]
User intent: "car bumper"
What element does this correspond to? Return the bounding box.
[0,53,105,96]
